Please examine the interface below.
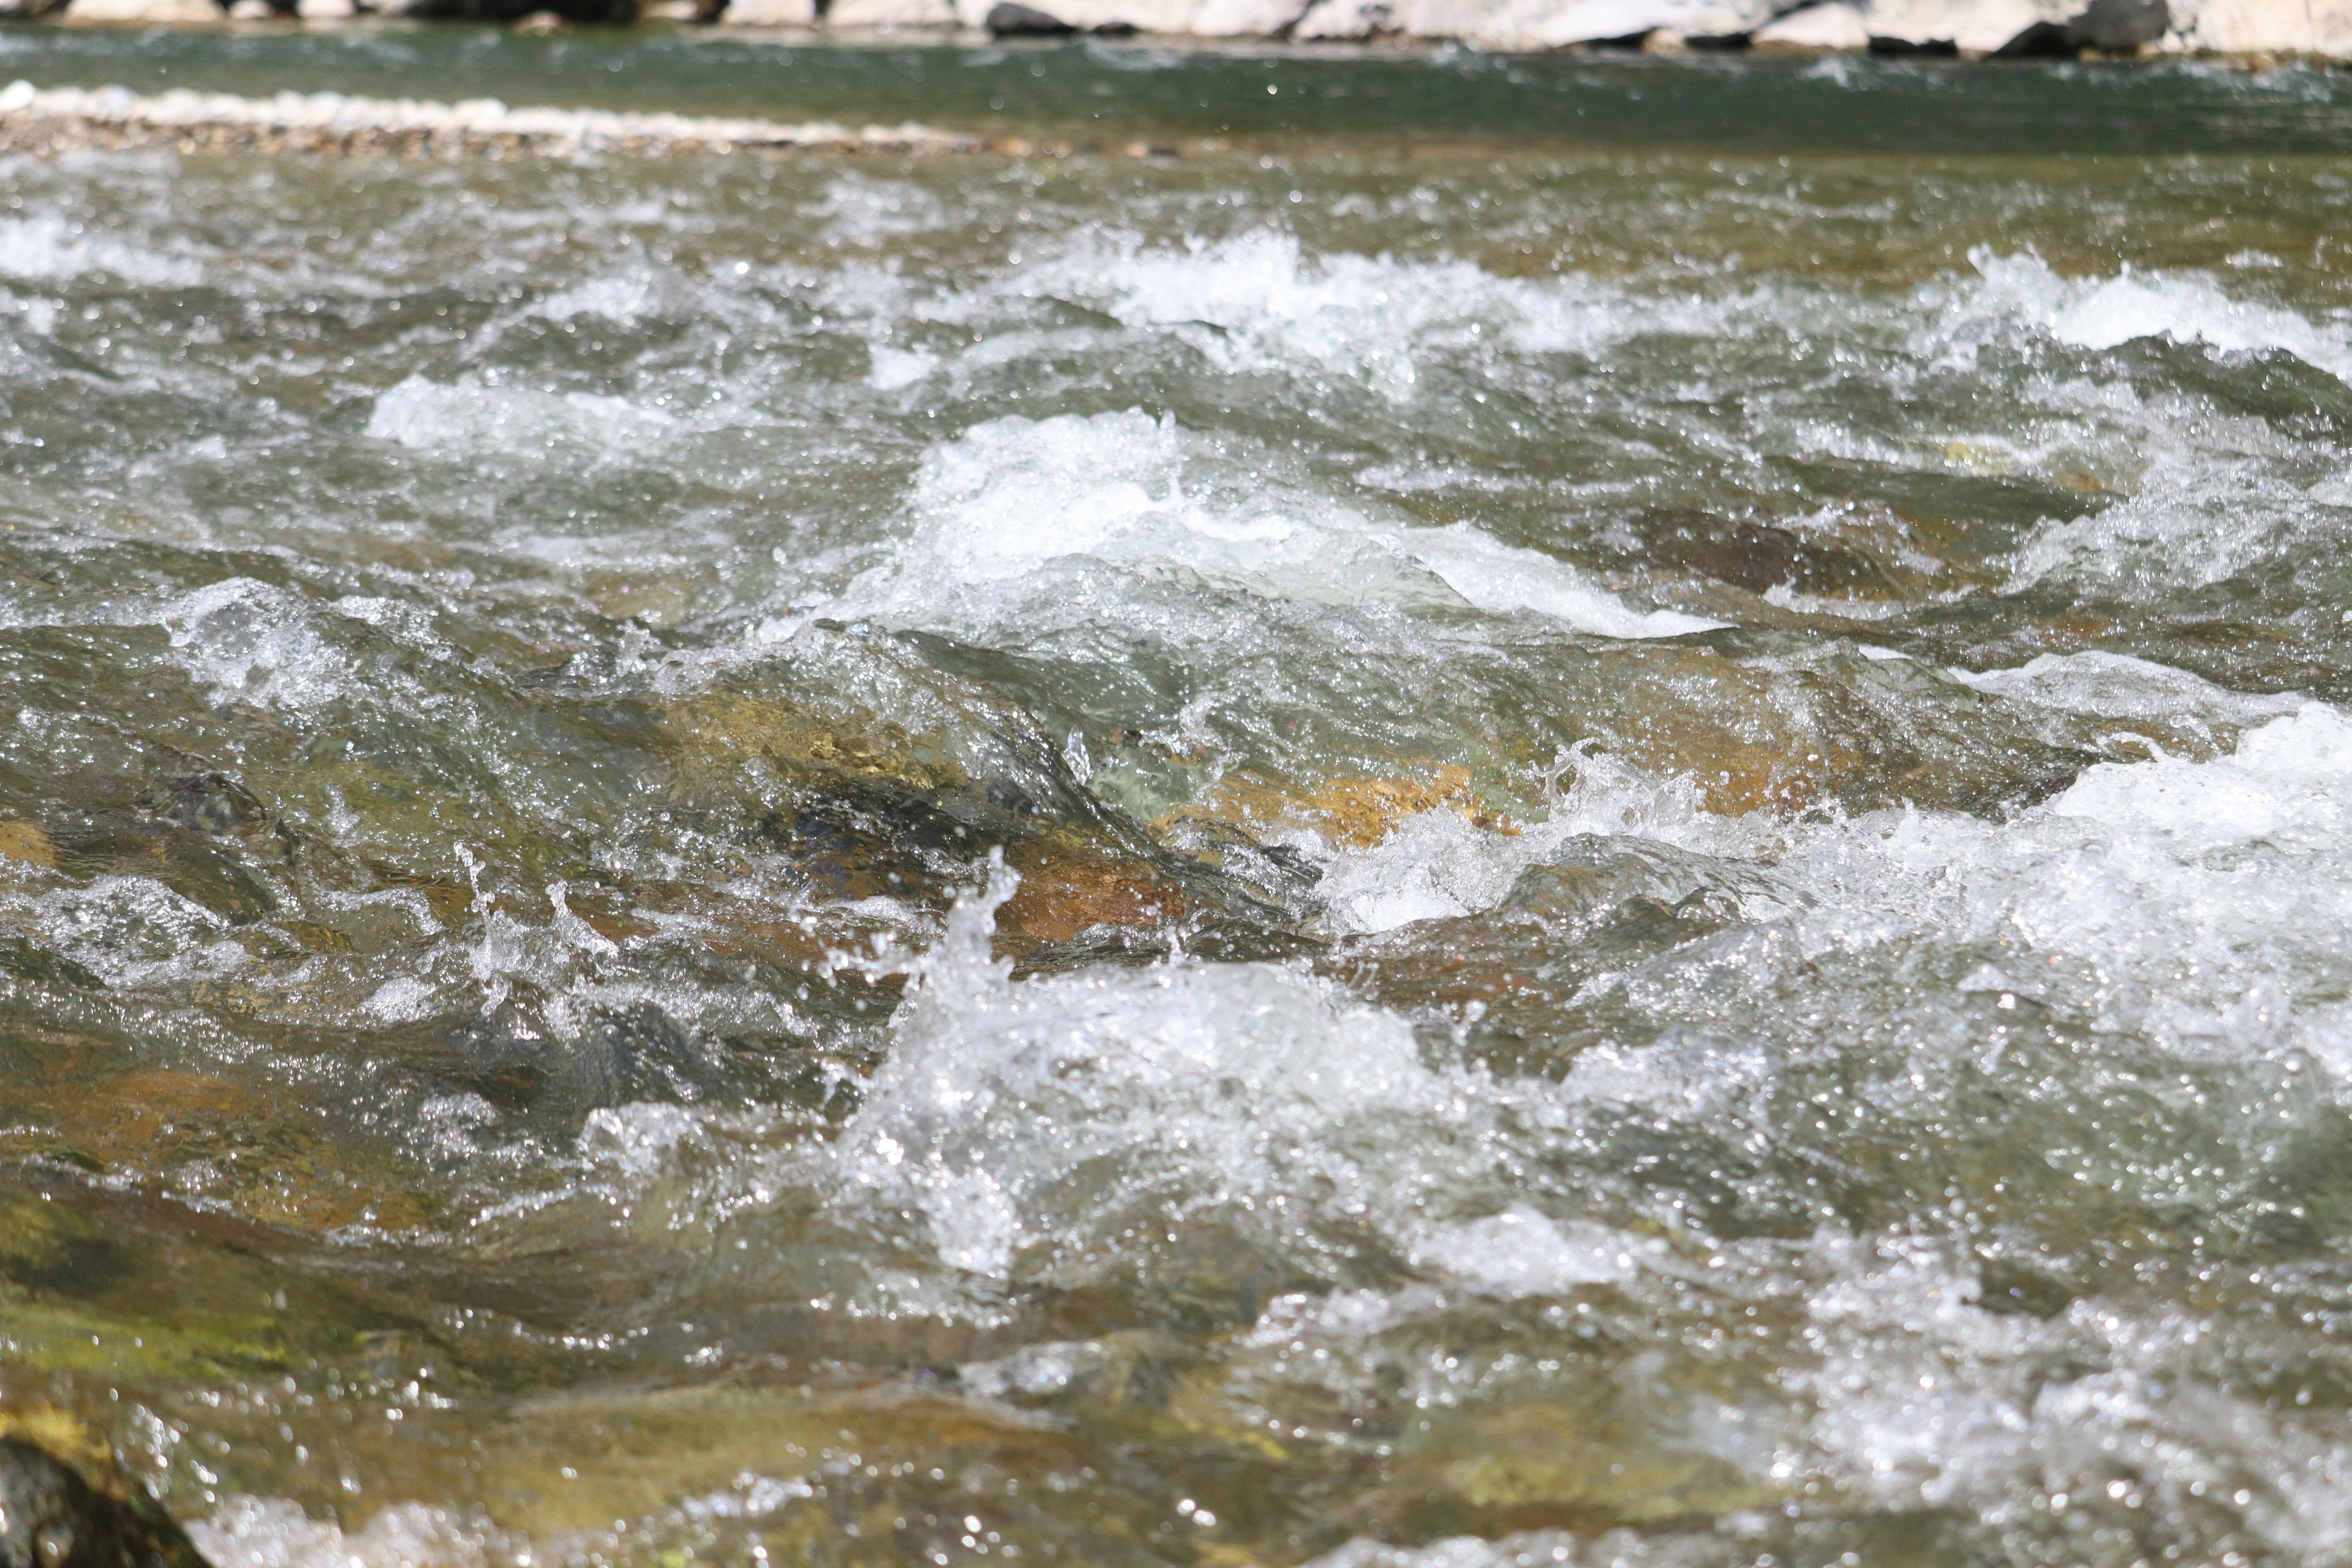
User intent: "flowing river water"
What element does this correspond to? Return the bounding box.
[4,32,2352,1568]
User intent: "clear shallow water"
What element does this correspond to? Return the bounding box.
[4,34,2352,1568]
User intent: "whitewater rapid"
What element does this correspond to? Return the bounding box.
[3,49,2352,1568]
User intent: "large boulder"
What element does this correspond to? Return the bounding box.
[1751,0,1871,45]
[2066,0,2166,43]
[984,0,1076,26]
[2166,0,2352,50]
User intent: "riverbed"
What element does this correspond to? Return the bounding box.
[4,31,2352,1568]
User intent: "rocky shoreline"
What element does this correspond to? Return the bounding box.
[0,79,995,156]
[1,0,2347,62]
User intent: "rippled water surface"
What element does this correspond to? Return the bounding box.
[6,34,2352,1568]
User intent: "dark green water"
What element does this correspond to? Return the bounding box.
[7,25,2352,151]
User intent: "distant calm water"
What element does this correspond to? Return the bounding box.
[4,30,2352,1568]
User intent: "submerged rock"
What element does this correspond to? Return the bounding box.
[0,1438,211,1568]
[0,822,55,870]
[155,774,258,839]
[435,996,727,1129]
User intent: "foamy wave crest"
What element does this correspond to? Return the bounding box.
[1319,679,2352,1069]
[1795,1231,2352,1559]
[153,576,359,714]
[1299,1220,2352,1566]
[0,211,200,287]
[366,374,677,461]
[800,845,1749,1297]
[193,1497,516,1568]
[1020,230,1689,399]
[825,227,1741,406]
[833,408,1718,639]
[822,856,1482,1282]
[1941,248,2352,382]
[1311,748,1767,933]
[1780,701,2351,1057]
[1950,649,2309,734]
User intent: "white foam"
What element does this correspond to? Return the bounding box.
[1019,229,1709,401]
[1297,1217,2352,1564]
[1951,648,2306,735]
[821,859,1496,1284]
[959,1338,1109,1398]
[194,1498,508,1568]
[153,577,356,715]
[804,228,1743,413]
[1949,249,2352,382]
[362,975,439,1024]
[1407,1206,1652,1297]
[1307,684,2352,1075]
[1310,808,1535,932]
[1306,1536,1581,1568]
[1311,750,1767,935]
[532,271,663,327]
[797,845,1777,1297]
[365,374,676,460]
[20,875,248,990]
[867,343,940,390]
[2047,700,2347,851]
[0,212,200,287]
[1793,1229,2352,1556]
[814,173,954,246]
[1733,702,2352,1066]
[578,1102,703,1182]
[834,409,1711,641]
[1396,522,1722,637]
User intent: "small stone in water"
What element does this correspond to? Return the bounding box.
[156,774,257,837]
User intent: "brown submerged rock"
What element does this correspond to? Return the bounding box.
[0,824,54,870]
[1158,762,1515,851]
